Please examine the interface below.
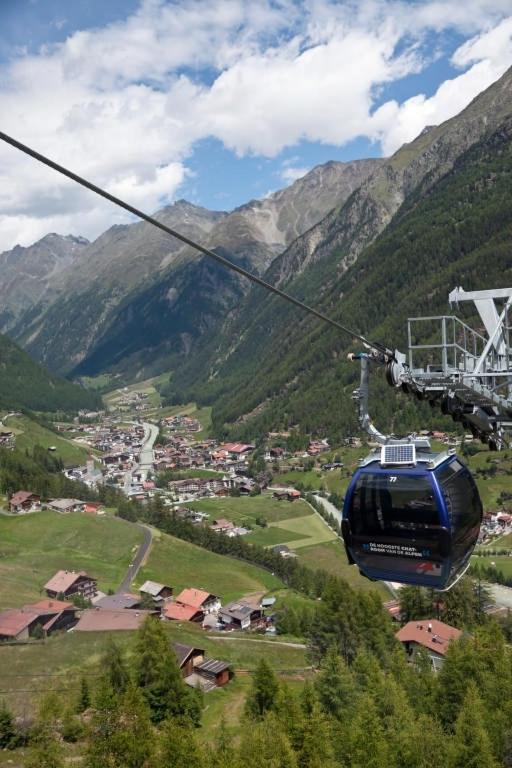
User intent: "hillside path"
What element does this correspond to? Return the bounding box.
[116,521,153,594]
[211,636,307,649]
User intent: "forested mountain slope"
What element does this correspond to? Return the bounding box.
[0,332,101,412]
[165,83,512,441]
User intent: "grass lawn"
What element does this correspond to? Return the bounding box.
[187,495,312,526]
[6,414,89,466]
[136,530,282,602]
[0,511,143,607]
[298,539,389,596]
[472,553,512,578]
[247,526,307,547]
[268,511,337,549]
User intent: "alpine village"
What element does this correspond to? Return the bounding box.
[2,6,512,767]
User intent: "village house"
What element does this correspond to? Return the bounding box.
[44,570,98,601]
[83,501,104,515]
[0,599,77,641]
[272,544,298,558]
[74,608,154,631]
[173,642,205,676]
[95,593,142,610]
[273,488,301,501]
[139,580,173,606]
[175,587,221,614]
[219,599,262,630]
[210,518,235,534]
[396,619,462,671]
[46,498,85,514]
[163,602,204,622]
[9,491,41,514]
[192,659,231,689]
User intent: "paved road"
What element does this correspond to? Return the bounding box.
[116,522,153,594]
[313,494,342,525]
[139,421,159,476]
[124,421,159,492]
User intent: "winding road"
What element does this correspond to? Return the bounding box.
[116,521,153,594]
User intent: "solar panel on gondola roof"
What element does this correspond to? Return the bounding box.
[381,444,416,466]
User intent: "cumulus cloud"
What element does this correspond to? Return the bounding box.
[0,0,511,251]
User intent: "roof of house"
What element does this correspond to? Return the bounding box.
[176,588,218,608]
[220,601,254,622]
[220,442,253,453]
[96,593,141,610]
[173,642,205,667]
[164,603,203,621]
[26,599,75,612]
[261,597,276,607]
[396,619,462,656]
[74,609,153,631]
[47,498,83,511]
[10,490,39,505]
[139,580,170,597]
[44,570,93,593]
[196,658,230,675]
[0,608,39,636]
[210,518,234,530]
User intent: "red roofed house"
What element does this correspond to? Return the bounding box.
[396,619,462,670]
[210,518,235,534]
[9,491,41,514]
[44,570,98,601]
[83,502,104,515]
[0,599,77,641]
[175,588,221,614]
[163,603,204,623]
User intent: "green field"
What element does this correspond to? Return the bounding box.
[298,539,388,595]
[187,495,334,550]
[268,511,337,549]
[0,622,308,717]
[188,495,311,525]
[5,414,89,466]
[136,529,282,602]
[0,511,143,607]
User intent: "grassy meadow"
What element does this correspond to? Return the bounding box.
[136,528,282,602]
[0,511,143,607]
[5,414,90,466]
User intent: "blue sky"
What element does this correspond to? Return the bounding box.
[0,0,511,248]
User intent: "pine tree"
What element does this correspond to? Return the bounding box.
[297,695,337,768]
[207,717,236,768]
[314,645,357,720]
[77,675,91,713]
[134,615,201,725]
[274,685,305,753]
[436,635,480,728]
[86,683,154,768]
[25,727,64,768]
[245,658,279,720]
[159,719,205,768]
[448,683,498,768]
[239,712,298,768]
[398,586,432,623]
[101,636,130,693]
[344,694,389,768]
[0,700,16,749]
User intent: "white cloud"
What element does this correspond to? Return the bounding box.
[372,17,512,154]
[281,165,311,184]
[0,0,511,251]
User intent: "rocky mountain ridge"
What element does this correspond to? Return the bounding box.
[6,158,381,375]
